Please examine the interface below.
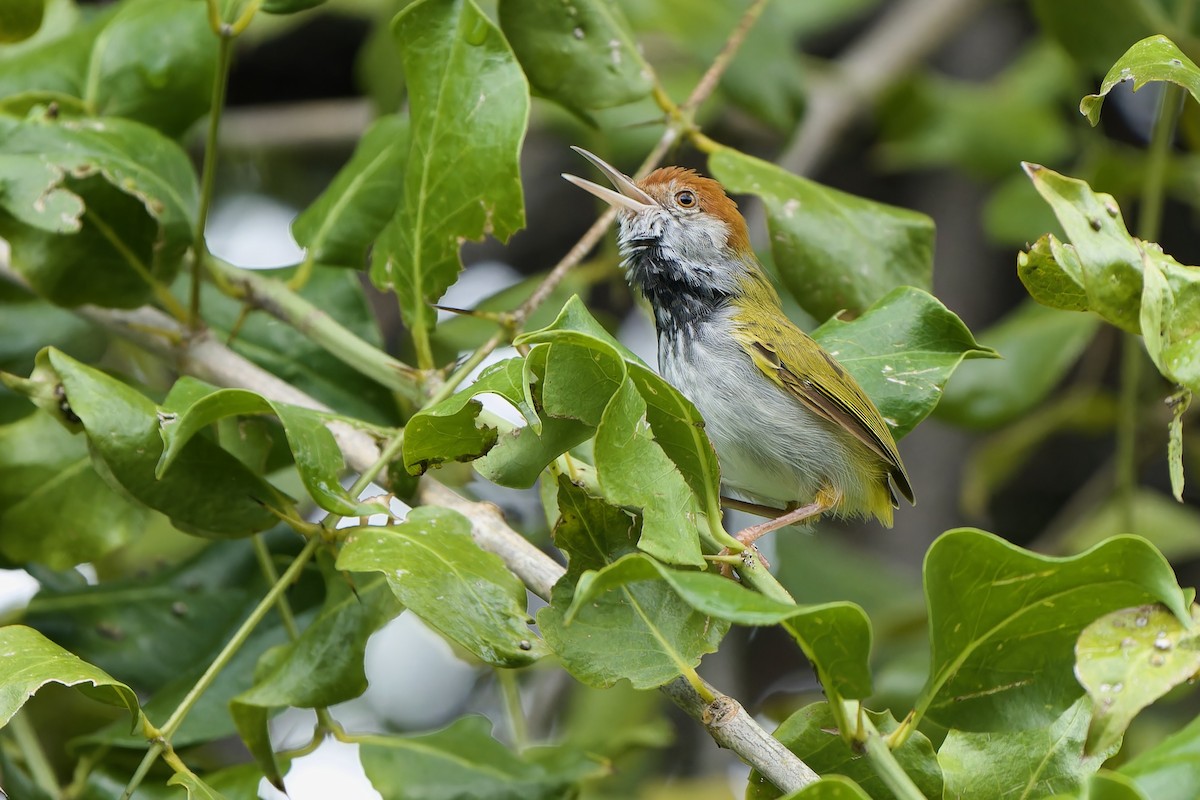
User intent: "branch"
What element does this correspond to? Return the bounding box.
[777,0,986,177]
[0,254,819,794]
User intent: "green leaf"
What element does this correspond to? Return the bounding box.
[1120,711,1200,800]
[401,358,520,475]
[86,0,218,137]
[0,624,139,728]
[292,113,409,269]
[498,0,651,121]
[1021,164,1200,394]
[537,479,727,690]
[1069,771,1151,800]
[747,703,942,800]
[23,534,285,695]
[1030,0,1160,74]
[166,772,229,800]
[78,540,323,749]
[360,715,606,800]
[811,286,998,438]
[21,349,293,538]
[1075,603,1200,755]
[157,382,386,517]
[594,377,706,567]
[1018,234,1091,313]
[938,697,1114,799]
[564,552,872,702]
[916,529,1190,732]
[1081,36,1200,126]
[0,0,45,44]
[937,300,1100,429]
[370,0,529,337]
[336,506,546,667]
[196,265,399,427]
[708,147,934,321]
[0,1,214,137]
[262,0,328,14]
[0,114,197,308]
[1168,390,1190,501]
[515,295,645,366]
[232,567,400,789]
[779,776,872,800]
[0,409,149,567]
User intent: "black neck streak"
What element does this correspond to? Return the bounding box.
[623,240,731,338]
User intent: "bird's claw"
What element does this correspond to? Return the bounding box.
[716,543,771,579]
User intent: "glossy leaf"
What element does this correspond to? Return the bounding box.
[336,506,546,667]
[0,624,139,728]
[0,0,44,44]
[1075,603,1200,754]
[1081,36,1200,126]
[747,703,942,800]
[0,409,149,567]
[811,286,998,438]
[1067,771,1151,800]
[86,0,218,137]
[157,381,386,517]
[937,300,1099,429]
[370,0,529,336]
[537,480,727,690]
[593,377,706,567]
[779,776,872,800]
[1020,164,1200,394]
[709,147,934,321]
[916,529,1190,732]
[565,552,873,701]
[0,0,214,137]
[292,114,409,269]
[360,715,606,800]
[15,349,293,537]
[515,295,645,366]
[232,569,400,788]
[498,0,651,121]
[0,114,197,308]
[939,698,1114,799]
[1120,711,1200,800]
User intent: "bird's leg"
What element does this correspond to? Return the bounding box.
[733,498,828,549]
[715,486,840,579]
[719,496,790,518]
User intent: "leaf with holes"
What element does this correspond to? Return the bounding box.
[370,0,529,341]
[1081,36,1200,126]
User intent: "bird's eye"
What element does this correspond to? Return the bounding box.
[675,190,697,208]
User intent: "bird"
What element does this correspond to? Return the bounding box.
[563,147,914,557]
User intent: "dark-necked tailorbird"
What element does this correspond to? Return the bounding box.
[564,147,914,554]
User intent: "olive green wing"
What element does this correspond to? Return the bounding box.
[735,320,915,506]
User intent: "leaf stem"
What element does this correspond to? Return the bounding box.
[122,536,321,799]
[861,712,928,800]
[253,533,299,638]
[496,669,528,750]
[207,256,422,403]
[10,710,59,797]
[190,31,235,329]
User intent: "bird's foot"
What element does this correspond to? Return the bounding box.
[714,497,832,579]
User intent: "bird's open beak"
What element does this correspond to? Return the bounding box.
[563,146,657,213]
